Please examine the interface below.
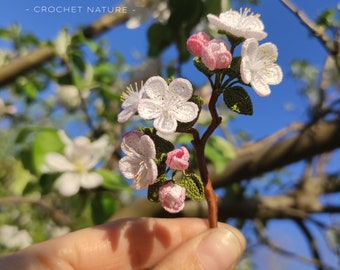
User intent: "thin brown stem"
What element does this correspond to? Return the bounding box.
[190,91,222,228]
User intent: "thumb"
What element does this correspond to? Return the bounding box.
[154,227,246,270]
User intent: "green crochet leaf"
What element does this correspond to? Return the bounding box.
[223,86,253,115]
[177,173,204,201]
[147,174,168,202]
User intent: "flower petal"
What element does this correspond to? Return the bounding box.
[57,130,73,147]
[207,9,267,40]
[168,78,193,100]
[265,64,283,85]
[250,74,271,96]
[118,106,137,123]
[121,130,155,158]
[139,135,156,158]
[56,172,81,196]
[154,114,178,134]
[121,130,143,156]
[138,99,162,120]
[142,76,168,99]
[119,156,140,179]
[44,153,75,172]
[80,172,103,189]
[240,57,252,84]
[133,159,157,189]
[89,135,110,165]
[241,38,258,59]
[174,102,199,122]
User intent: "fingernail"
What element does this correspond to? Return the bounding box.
[197,228,244,270]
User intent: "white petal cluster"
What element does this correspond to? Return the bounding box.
[118,82,145,123]
[123,0,170,29]
[138,76,199,134]
[240,38,283,96]
[0,225,32,250]
[118,130,158,189]
[207,8,267,40]
[42,130,110,196]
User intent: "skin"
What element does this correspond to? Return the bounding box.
[0,218,246,270]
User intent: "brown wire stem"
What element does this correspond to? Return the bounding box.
[190,91,222,228]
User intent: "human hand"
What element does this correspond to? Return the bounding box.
[0,218,245,270]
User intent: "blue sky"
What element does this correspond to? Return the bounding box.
[1,1,339,269]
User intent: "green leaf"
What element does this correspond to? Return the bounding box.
[223,86,253,115]
[39,173,59,195]
[91,192,116,224]
[97,168,130,191]
[147,174,168,202]
[69,49,86,73]
[203,0,223,15]
[31,130,64,174]
[177,173,204,201]
[167,0,204,62]
[168,0,203,30]
[316,8,336,28]
[147,23,173,57]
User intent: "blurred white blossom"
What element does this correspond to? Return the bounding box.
[42,130,111,196]
[56,84,89,109]
[54,28,71,58]
[123,0,170,29]
[0,225,32,250]
[56,65,93,109]
[45,223,70,238]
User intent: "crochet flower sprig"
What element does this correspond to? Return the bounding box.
[118,8,283,228]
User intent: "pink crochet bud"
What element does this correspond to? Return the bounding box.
[186,32,210,57]
[201,39,232,71]
[166,146,190,170]
[159,182,186,213]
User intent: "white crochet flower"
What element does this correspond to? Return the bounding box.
[118,130,157,190]
[118,82,145,123]
[207,8,267,40]
[240,38,283,96]
[138,76,199,134]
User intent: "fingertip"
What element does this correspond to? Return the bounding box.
[154,223,246,270]
[197,227,245,270]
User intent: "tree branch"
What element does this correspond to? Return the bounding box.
[294,219,324,270]
[213,119,340,187]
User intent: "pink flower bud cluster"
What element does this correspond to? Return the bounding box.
[186,32,232,71]
[158,146,190,213]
